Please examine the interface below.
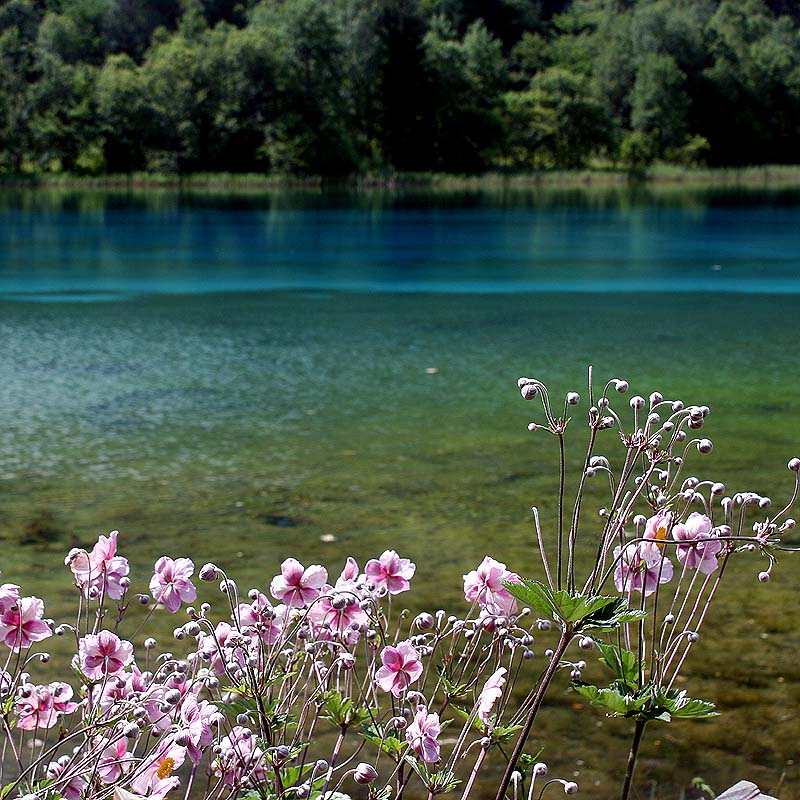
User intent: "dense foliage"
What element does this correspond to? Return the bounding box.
[2,0,800,175]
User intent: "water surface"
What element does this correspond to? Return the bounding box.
[1,186,799,799]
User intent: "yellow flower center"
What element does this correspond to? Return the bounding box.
[156,757,176,779]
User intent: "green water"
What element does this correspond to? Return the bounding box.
[1,187,799,798]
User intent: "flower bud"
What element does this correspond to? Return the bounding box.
[564,781,579,795]
[534,763,548,777]
[414,612,435,630]
[697,439,713,454]
[200,563,219,581]
[355,763,378,785]
[567,392,580,405]
[521,384,538,401]
[758,571,771,583]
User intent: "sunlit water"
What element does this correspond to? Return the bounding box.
[1,186,799,799]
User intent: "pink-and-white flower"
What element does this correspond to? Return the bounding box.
[234,592,284,644]
[0,583,20,614]
[269,558,327,607]
[15,681,78,730]
[476,667,507,724]
[130,740,185,796]
[365,550,415,595]
[150,556,198,613]
[308,586,369,642]
[214,726,267,788]
[78,631,134,679]
[672,513,722,574]
[405,705,441,763]
[96,737,132,783]
[614,541,674,596]
[375,640,423,697]
[45,759,87,800]
[463,556,521,615]
[0,595,51,652]
[644,511,674,545]
[176,693,216,764]
[66,531,130,600]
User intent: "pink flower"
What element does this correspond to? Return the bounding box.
[78,631,134,679]
[96,737,131,783]
[176,694,216,764]
[477,667,507,724]
[644,511,674,545]
[66,531,130,600]
[131,740,186,796]
[672,513,722,574]
[614,542,674,596]
[214,726,267,787]
[405,705,441,763]
[308,586,369,642]
[197,621,236,676]
[365,550,416,595]
[463,556,522,615]
[150,557,198,613]
[45,759,87,800]
[375,640,423,697]
[338,557,360,585]
[269,558,327,607]
[15,682,78,730]
[0,595,52,652]
[0,583,20,614]
[234,592,284,644]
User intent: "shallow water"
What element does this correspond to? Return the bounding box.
[1,186,799,798]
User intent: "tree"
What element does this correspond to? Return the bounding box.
[503,66,611,168]
[630,53,690,158]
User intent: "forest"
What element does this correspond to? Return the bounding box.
[2,0,800,176]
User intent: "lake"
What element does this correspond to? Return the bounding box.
[1,185,799,799]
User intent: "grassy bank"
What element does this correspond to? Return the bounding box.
[5,164,800,191]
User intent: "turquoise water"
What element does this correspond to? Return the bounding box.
[1,186,799,798]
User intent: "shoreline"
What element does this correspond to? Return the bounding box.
[4,165,800,191]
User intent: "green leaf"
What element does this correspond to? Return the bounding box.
[573,682,644,716]
[579,598,648,632]
[656,689,719,719]
[595,641,641,688]
[322,690,371,728]
[435,666,471,700]
[504,578,557,618]
[362,723,408,758]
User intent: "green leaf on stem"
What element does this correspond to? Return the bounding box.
[595,641,641,689]
[504,579,646,632]
[573,681,718,722]
[322,690,371,728]
[361,723,408,758]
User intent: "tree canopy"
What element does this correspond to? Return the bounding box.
[1,0,799,175]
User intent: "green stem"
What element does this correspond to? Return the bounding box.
[620,719,647,800]
[494,631,571,800]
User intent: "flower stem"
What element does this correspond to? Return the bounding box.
[460,746,488,800]
[494,631,571,800]
[620,719,647,800]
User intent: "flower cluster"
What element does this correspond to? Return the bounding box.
[0,372,797,800]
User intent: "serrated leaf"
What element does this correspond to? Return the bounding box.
[504,578,557,618]
[573,683,644,716]
[579,599,648,632]
[322,690,371,728]
[362,723,408,757]
[595,641,641,688]
[551,591,619,624]
[656,689,719,719]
